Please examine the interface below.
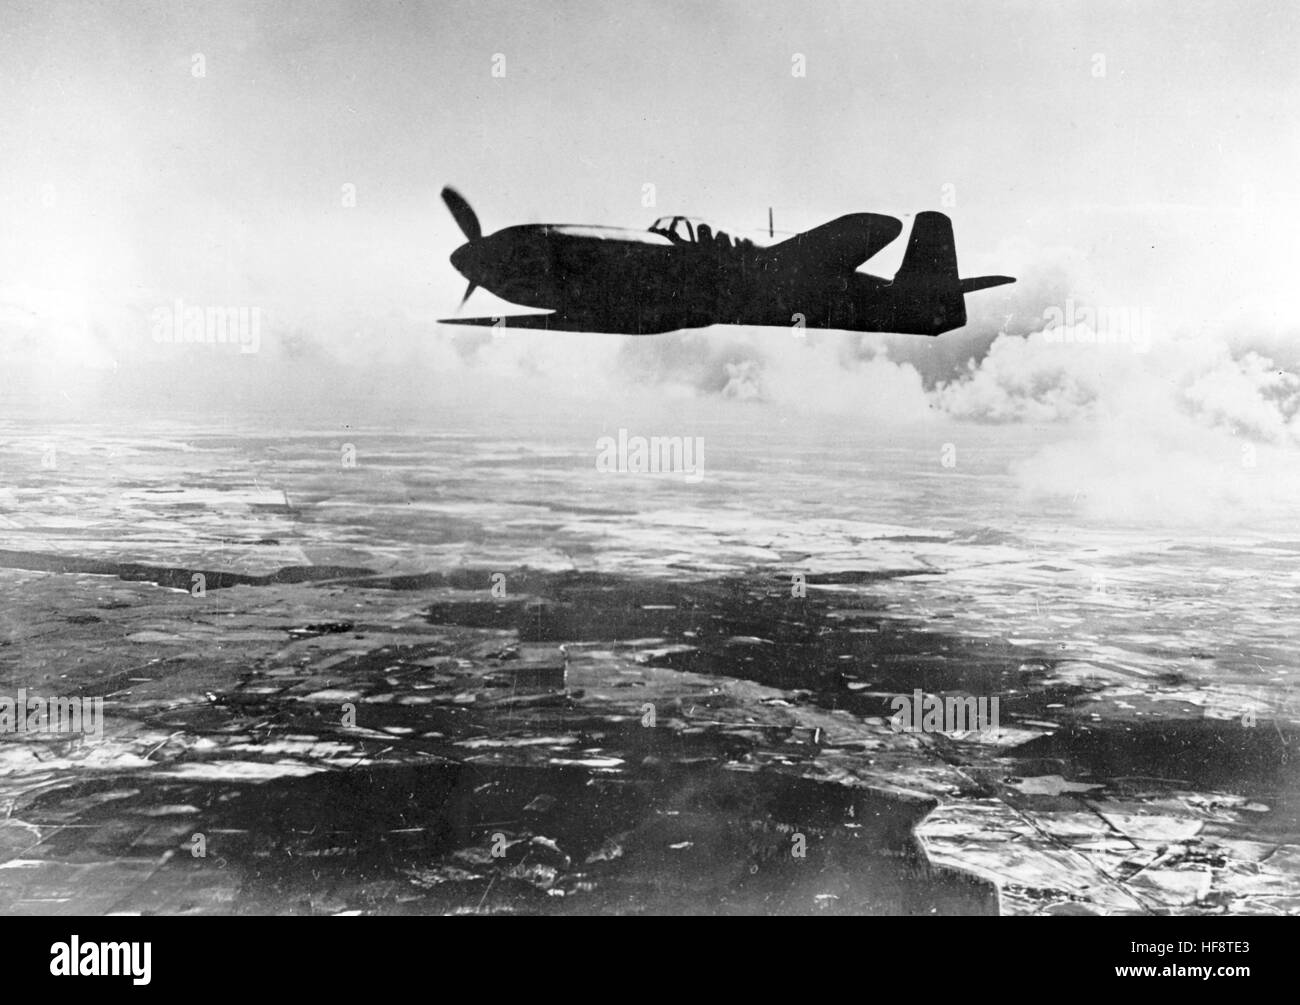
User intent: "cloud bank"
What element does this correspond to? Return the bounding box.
[5,262,1298,528]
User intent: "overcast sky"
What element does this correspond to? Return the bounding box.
[2,0,1298,414]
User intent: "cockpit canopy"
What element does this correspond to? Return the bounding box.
[648,215,750,248]
[648,216,698,242]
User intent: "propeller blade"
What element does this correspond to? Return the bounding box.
[441,187,482,241]
[459,281,478,308]
[768,207,774,239]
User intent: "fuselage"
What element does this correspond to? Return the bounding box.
[446,210,1006,336]
[451,222,902,333]
[453,225,678,313]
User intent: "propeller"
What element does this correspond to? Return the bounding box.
[441,186,482,241]
[442,187,482,308]
[768,207,774,239]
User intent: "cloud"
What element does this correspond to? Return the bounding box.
[934,323,1300,443]
[7,254,1300,529]
[1012,419,1300,526]
[930,321,1300,525]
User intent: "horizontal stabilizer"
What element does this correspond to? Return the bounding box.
[958,275,1016,294]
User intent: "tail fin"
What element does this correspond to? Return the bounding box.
[895,211,959,285]
[894,213,1015,294]
[890,213,963,334]
[888,213,1015,335]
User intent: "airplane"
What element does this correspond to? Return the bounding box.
[437,187,1013,336]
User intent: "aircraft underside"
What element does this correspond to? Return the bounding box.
[440,286,967,337]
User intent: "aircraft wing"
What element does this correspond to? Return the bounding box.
[767,213,903,275]
[438,313,676,334]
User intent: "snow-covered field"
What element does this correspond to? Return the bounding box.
[0,412,1295,914]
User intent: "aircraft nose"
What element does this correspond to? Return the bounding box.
[450,241,475,275]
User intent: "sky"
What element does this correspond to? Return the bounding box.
[1,0,1299,445]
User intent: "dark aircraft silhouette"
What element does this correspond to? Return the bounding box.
[438,187,1013,336]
